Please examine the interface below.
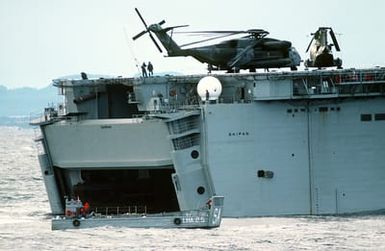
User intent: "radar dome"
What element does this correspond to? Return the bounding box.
[197,76,222,101]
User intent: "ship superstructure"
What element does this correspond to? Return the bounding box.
[32,68,385,228]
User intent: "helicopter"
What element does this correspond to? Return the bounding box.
[304,27,342,69]
[132,8,301,72]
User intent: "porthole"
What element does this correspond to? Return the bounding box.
[197,186,205,195]
[191,150,199,159]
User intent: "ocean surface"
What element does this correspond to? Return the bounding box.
[1,126,385,251]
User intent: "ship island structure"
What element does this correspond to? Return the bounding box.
[31,67,385,229]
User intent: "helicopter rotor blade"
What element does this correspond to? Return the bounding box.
[306,37,314,53]
[329,29,341,51]
[229,45,253,68]
[229,40,263,68]
[176,30,262,34]
[163,25,189,33]
[180,33,237,48]
[132,30,148,40]
[176,30,242,34]
[176,29,268,37]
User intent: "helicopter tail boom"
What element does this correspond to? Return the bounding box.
[132,8,184,56]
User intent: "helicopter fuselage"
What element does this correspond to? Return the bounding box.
[134,17,301,71]
[159,34,299,70]
[305,27,342,69]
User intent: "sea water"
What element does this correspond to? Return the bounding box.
[1,126,385,250]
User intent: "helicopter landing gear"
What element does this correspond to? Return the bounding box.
[249,68,256,73]
[334,58,343,69]
[290,66,298,71]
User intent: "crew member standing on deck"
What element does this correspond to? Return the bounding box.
[141,62,148,78]
[83,202,90,215]
[147,61,154,77]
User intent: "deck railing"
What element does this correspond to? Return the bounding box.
[293,68,385,96]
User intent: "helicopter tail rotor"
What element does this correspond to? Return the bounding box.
[132,30,147,40]
[132,8,163,53]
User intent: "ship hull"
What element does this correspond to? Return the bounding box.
[37,97,385,217]
[32,69,385,219]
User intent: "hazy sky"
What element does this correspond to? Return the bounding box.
[1,0,384,88]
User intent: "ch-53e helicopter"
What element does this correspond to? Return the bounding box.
[305,27,342,69]
[132,8,301,72]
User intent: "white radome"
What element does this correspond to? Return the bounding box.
[197,76,222,101]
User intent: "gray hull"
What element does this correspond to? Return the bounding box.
[205,98,385,216]
[31,68,385,220]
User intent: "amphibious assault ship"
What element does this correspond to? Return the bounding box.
[32,67,385,229]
